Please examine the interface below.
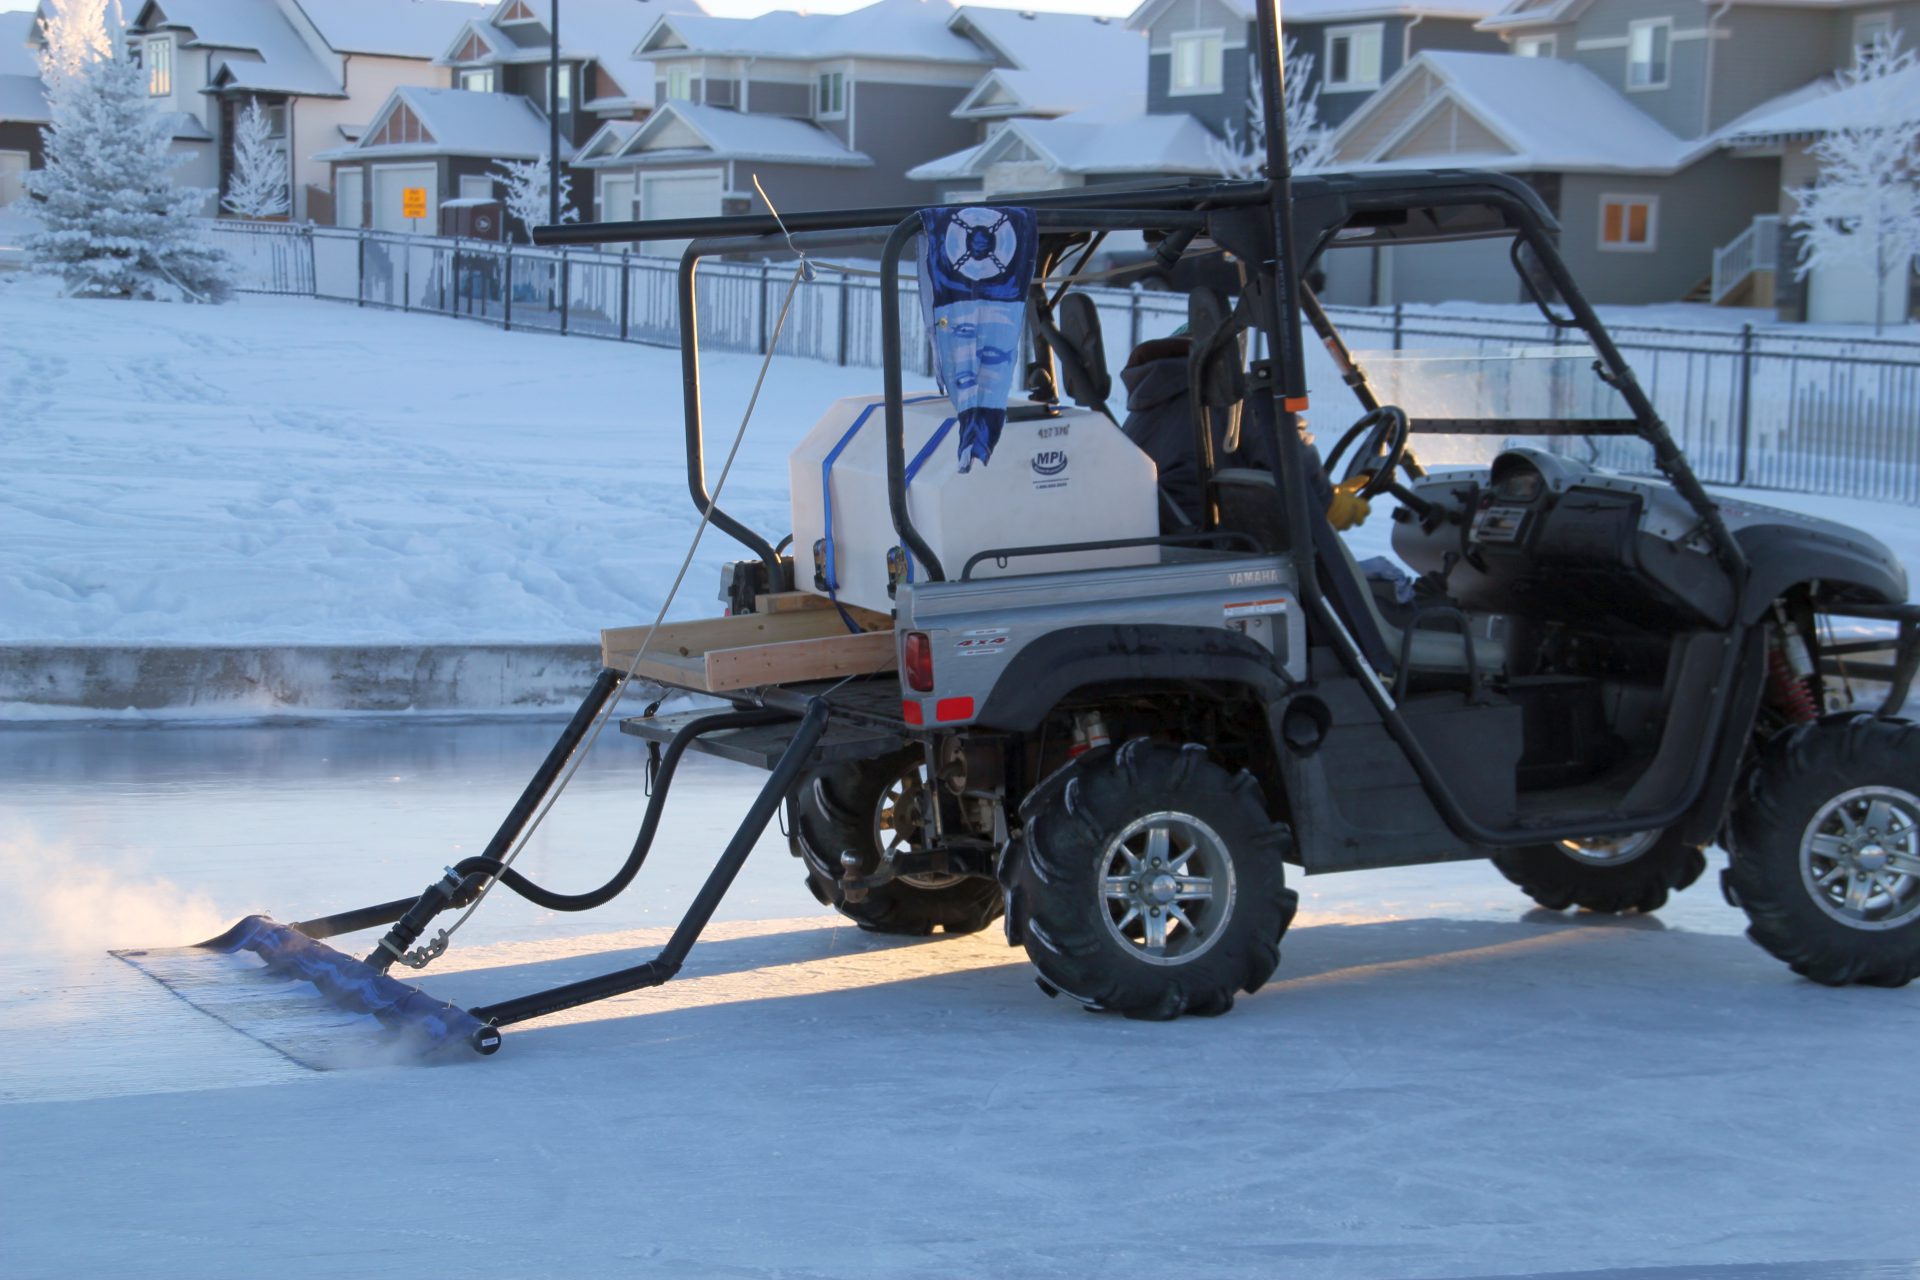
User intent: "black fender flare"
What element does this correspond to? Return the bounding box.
[972,624,1290,732]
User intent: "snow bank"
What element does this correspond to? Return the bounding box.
[0,288,886,645]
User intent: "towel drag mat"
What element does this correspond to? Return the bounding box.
[113,916,492,1071]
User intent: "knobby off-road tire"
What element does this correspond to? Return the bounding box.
[1491,829,1707,915]
[1001,739,1298,1020]
[791,750,1003,936]
[1725,714,1920,987]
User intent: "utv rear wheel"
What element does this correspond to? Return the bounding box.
[1003,739,1298,1020]
[791,751,1002,936]
[1491,829,1706,915]
[1727,715,1920,987]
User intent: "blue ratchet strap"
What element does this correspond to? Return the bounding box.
[898,417,958,584]
[821,394,945,626]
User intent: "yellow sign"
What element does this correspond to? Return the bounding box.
[401,186,428,220]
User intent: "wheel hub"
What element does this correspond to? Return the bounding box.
[1097,812,1237,966]
[1800,786,1920,931]
[871,763,965,891]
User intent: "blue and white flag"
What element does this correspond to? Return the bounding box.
[917,206,1038,472]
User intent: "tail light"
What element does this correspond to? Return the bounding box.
[904,631,934,692]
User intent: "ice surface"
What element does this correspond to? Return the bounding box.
[4,723,1920,1279]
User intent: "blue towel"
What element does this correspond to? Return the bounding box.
[917,206,1038,472]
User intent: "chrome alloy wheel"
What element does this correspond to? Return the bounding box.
[1800,786,1920,931]
[1097,812,1238,965]
[1557,830,1660,867]
[872,762,964,891]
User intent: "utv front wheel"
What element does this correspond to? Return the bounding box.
[791,751,1002,936]
[1491,829,1706,915]
[1003,740,1298,1019]
[1727,715,1920,987]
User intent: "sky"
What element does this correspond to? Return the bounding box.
[0,0,1143,15]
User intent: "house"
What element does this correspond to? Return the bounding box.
[574,0,986,241]
[321,0,696,235]
[908,7,1182,200]
[1127,0,1502,143]
[0,9,48,210]
[1313,0,1914,313]
[120,0,487,221]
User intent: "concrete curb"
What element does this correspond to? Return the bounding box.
[0,644,620,716]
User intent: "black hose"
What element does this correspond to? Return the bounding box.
[450,707,796,913]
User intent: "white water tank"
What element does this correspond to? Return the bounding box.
[789,393,1159,616]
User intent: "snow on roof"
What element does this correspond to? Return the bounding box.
[639,0,987,66]
[1329,50,1698,174]
[317,85,562,160]
[160,110,214,141]
[138,0,341,96]
[957,68,1145,120]
[291,0,491,60]
[607,100,871,167]
[909,110,1222,181]
[0,11,39,78]
[1129,0,1495,29]
[947,8,1144,118]
[1475,0,1587,30]
[0,73,50,125]
[1720,62,1920,142]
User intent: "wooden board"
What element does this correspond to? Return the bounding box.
[601,608,897,694]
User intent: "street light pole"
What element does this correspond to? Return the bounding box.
[548,0,561,227]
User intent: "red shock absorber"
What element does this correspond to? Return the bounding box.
[1767,635,1820,724]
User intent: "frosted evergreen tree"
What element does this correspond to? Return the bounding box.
[1211,40,1333,180]
[25,0,231,301]
[1787,33,1920,333]
[221,97,289,220]
[491,154,578,242]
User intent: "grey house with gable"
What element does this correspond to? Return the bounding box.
[1314,0,1918,317]
[574,0,986,243]
[1126,0,1501,144]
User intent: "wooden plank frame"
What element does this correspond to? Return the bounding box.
[601,596,895,693]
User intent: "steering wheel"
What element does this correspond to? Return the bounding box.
[1323,405,1410,501]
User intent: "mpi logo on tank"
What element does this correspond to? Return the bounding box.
[1031,449,1069,488]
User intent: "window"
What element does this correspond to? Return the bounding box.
[665,66,693,101]
[547,63,572,114]
[263,103,287,137]
[459,68,495,93]
[1514,35,1556,58]
[1325,23,1384,91]
[1599,194,1658,252]
[1169,29,1224,95]
[1854,12,1894,62]
[146,36,171,96]
[1627,19,1670,90]
[459,174,494,200]
[816,70,845,117]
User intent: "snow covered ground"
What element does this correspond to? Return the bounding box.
[4,284,1916,657]
[4,720,1920,1280]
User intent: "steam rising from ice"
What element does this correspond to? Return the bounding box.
[0,821,227,950]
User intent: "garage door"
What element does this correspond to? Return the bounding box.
[0,151,28,207]
[372,164,435,233]
[639,170,721,257]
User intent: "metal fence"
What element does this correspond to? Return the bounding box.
[207,220,1920,506]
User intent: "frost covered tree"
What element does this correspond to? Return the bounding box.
[221,97,288,220]
[25,0,231,300]
[1786,33,1920,333]
[491,154,578,242]
[1210,41,1333,180]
